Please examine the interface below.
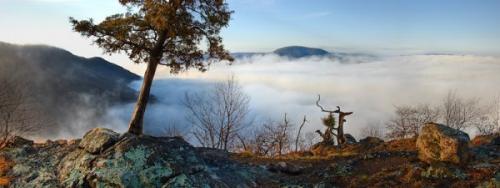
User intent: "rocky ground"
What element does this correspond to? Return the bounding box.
[0,123,499,188]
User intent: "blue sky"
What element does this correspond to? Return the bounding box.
[0,0,499,63]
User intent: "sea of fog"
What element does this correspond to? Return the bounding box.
[99,54,500,141]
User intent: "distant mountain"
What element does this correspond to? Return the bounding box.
[0,42,140,137]
[273,46,330,58]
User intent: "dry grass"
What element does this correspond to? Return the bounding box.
[0,155,12,186]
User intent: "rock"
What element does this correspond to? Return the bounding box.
[416,123,470,164]
[58,134,266,187]
[6,136,33,148]
[420,164,467,180]
[471,134,500,146]
[268,161,302,175]
[359,136,384,147]
[344,134,357,144]
[79,128,119,154]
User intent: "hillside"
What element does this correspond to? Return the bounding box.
[273,46,330,58]
[0,42,140,137]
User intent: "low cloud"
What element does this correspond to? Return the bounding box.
[102,54,500,140]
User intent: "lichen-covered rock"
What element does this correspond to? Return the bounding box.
[0,128,270,187]
[79,128,119,154]
[416,123,470,164]
[59,130,267,188]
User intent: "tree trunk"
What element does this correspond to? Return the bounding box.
[127,60,159,135]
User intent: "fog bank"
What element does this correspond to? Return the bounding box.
[100,54,500,140]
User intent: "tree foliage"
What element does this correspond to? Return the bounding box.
[70,0,233,72]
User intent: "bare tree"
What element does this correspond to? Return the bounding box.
[442,91,482,131]
[302,131,320,150]
[295,115,307,152]
[386,104,439,139]
[475,96,500,135]
[242,114,298,157]
[245,120,277,157]
[315,95,353,146]
[0,68,38,148]
[275,113,293,156]
[184,76,250,151]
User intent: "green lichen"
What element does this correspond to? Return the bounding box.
[12,164,31,176]
[92,145,173,188]
[63,170,85,187]
[163,174,192,188]
[331,164,352,176]
[421,165,467,180]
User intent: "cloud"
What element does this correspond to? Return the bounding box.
[99,53,500,142]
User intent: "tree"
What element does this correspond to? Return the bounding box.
[240,114,302,157]
[442,91,481,131]
[386,104,439,139]
[183,76,250,151]
[475,96,500,135]
[0,65,38,148]
[70,0,233,135]
[275,113,293,156]
[294,115,307,152]
[315,95,353,146]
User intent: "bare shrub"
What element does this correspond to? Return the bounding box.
[241,114,301,157]
[161,120,189,138]
[184,76,250,151]
[475,96,500,135]
[0,65,39,148]
[442,91,482,131]
[386,104,439,139]
[361,122,384,138]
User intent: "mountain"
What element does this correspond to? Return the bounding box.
[0,42,140,137]
[273,46,330,58]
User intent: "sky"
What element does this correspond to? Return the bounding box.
[1,0,500,71]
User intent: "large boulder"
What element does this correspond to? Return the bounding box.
[416,123,470,164]
[79,128,119,154]
[58,130,267,187]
